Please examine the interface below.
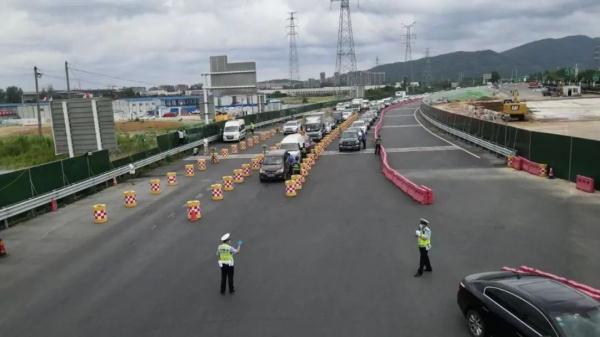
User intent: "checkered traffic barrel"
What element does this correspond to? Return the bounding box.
[211,184,224,201]
[150,179,161,195]
[270,145,278,151]
[223,176,234,191]
[231,144,238,154]
[186,200,202,222]
[292,174,302,191]
[167,172,177,186]
[251,158,260,171]
[124,190,137,208]
[233,169,244,183]
[239,140,247,151]
[241,163,251,177]
[185,164,195,177]
[302,158,311,170]
[253,135,260,144]
[261,132,268,141]
[93,204,107,224]
[301,164,309,178]
[197,158,207,171]
[256,154,265,164]
[220,148,229,159]
[285,180,297,197]
[247,138,254,148]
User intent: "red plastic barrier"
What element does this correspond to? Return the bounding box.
[509,156,522,170]
[519,157,547,177]
[376,99,433,205]
[503,266,600,301]
[576,175,595,193]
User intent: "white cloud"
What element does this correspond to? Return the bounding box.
[1,0,599,89]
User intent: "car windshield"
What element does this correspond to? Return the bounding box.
[280,143,299,151]
[284,122,298,127]
[552,307,600,337]
[305,123,320,131]
[342,131,357,139]
[262,156,283,165]
[224,126,238,132]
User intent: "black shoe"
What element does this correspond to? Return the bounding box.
[220,291,225,295]
[229,289,235,294]
[425,269,433,272]
[414,272,423,277]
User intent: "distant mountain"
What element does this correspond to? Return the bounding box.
[370,35,600,83]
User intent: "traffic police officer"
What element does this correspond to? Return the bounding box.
[217,233,242,294]
[414,218,432,277]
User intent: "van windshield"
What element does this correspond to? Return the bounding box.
[224,126,239,132]
[305,123,321,132]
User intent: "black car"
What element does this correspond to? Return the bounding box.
[338,130,361,151]
[259,150,294,182]
[457,271,600,337]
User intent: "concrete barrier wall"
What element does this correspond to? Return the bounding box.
[421,103,600,190]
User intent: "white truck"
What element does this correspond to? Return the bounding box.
[304,114,325,141]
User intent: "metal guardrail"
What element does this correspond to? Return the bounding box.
[418,107,517,157]
[0,110,313,224]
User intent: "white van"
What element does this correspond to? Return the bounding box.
[280,134,310,161]
[222,119,246,142]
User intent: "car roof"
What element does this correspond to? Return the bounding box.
[281,134,304,143]
[468,272,600,313]
[265,149,287,156]
[285,120,299,124]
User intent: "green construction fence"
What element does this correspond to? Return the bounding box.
[421,103,600,190]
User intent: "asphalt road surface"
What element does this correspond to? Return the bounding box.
[1,102,599,337]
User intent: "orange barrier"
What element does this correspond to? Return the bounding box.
[576,175,595,193]
[519,157,547,177]
[0,238,7,257]
[507,155,522,170]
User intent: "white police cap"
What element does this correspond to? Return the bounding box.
[221,233,231,242]
[419,218,430,225]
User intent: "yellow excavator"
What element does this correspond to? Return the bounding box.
[214,111,233,122]
[502,89,528,121]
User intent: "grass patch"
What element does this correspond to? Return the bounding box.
[0,135,63,170]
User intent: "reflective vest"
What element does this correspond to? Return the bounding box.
[218,244,234,264]
[418,227,431,249]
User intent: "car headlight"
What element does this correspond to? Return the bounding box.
[259,168,265,174]
[276,168,284,173]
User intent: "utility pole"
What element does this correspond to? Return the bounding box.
[332,0,358,97]
[65,61,71,98]
[33,66,42,136]
[287,12,300,88]
[402,22,416,83]
[202,74,210,125]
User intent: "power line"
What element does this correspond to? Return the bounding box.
[67,64,158,87]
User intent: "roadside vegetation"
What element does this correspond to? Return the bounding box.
[0,135,63,170]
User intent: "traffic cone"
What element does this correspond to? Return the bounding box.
[0,239,7,257]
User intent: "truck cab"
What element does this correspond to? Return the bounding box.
[304,116,324,141]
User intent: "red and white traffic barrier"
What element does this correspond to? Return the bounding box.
[375,99,433,205]
[502,266,600,301]
[576,175,595,193]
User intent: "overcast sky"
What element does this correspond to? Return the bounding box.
[2,0,600,90]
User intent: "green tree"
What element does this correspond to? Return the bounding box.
[491,71,501,83]
[0,88,6,103]
[119,87,137,98]
[5,86,23,103]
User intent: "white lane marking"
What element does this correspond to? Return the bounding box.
[381,124,420,129]
[412,107,481,159]
[321,146,459,156]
